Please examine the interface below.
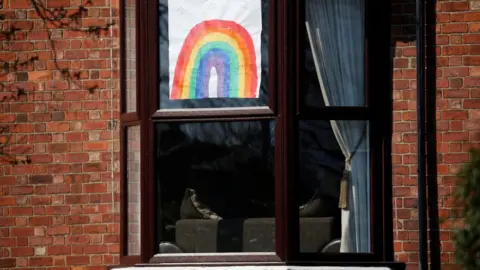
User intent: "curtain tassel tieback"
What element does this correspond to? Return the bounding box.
[339,157,352,210]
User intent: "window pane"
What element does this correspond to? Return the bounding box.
[297,120,370,253]
[155,120,275,253]
[127,126,141,255]
[158,0,270,110]
[125,0,137,112]
[304,0,365,108]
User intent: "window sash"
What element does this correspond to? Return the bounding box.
[119,0,142,264]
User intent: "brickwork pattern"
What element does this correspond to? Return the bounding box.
[392,0,480,269]
[0,0,121,269]
[0,0,478,269]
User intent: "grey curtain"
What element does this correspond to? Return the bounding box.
[305,0,370,253]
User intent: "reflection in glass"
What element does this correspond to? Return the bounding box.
[127,126,141,255]
[304,0,365,108]
[158,0,269,110]
[155,120,275,253]
[298,120,370,253]
[125,0,137,112]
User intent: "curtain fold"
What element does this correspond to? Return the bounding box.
[305,0,370,253]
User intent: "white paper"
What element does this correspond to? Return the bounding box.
[168,0,262,100]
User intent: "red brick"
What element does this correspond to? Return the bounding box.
[10,227,34,237]
[46,184,70,194]
[28,216,52,226]
[46,206,70,215]
[83,183,108,193]
[464,12,480,21]
[443,153,470,163]
[10,207,33,216]
[29,236,53,246]
[442,2,469,11]
[443,67,469,77]
[84,244,109,254]
[0,196,16,206]
[47,245,72,255]
[464,99,480,108]
[441,111,468,120]
[82,120,107,129]
[443,132,469,142]
[29,154,54,163]
[65,50,89,59]
[464,34,480,43]
[442,24,468,33]
[83,225,107,234]
[28,31,49,40]
[83,141,109,151]
[443,45,468,56]
[0,259,16,268]
[0,217,16,227]
[109,244,121,253]
[9,186,34,195]
[104,235,119,243]
[29,175,53,184]
[46,122,70,132]
[470,23,480,33]
[29,257,53,266]
[10,0,31,8]
[66,235,90,245]
[11,247,34,257]
[0,238,15,248]
[66,256,90,265]
[66,153,90,162]
[31,195,52,205]
[46,0,70,7]
[464,56,480,65]
[48,143,70,153]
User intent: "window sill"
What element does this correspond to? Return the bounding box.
[111,262,405,270]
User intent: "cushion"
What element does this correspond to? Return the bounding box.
[175,217,337,253]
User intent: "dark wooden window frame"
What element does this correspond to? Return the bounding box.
[119,0,143,265]
[120,0,395,267]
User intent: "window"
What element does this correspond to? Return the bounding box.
[120,0,142,264]
[120,0,394,266]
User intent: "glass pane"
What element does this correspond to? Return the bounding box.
[155,120,275,253]
[127,126,141,255]
[125,0,137,112]
[304,0,365,108]
[297,120,370,253]
[158,0,269,110]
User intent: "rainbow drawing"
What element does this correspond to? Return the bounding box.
[170,20,259,100]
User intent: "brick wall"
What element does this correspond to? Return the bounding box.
[0,0,479,269]
[0,0,120,269]
[392,0,480,269]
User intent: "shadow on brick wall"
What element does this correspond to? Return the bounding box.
[391,0,441,268]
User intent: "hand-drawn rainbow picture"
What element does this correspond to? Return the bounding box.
[170,20,259,100]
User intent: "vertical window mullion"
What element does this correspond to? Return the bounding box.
[274,0,299,261]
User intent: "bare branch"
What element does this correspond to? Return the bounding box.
[0,0,115,165]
